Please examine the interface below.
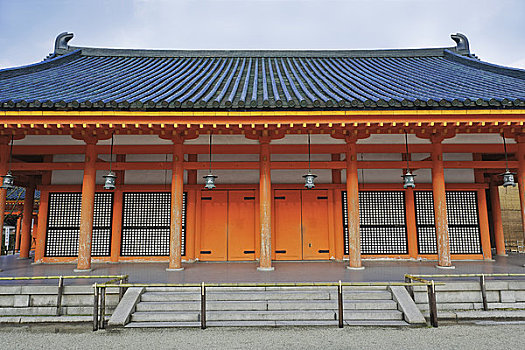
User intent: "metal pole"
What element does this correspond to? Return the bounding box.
[427,280,438,327]
[56,276,64,316]
[201,282,207,329]
[119,279,124,301]
[338,280,344,328]
[99,287,106,329]
[93,285,99,331]
[405,276,414,300]
[480,274,488,311]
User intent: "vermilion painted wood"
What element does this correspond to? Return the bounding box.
[0,139,9,257]
[9,160,520,171]
[405,188,419,259]
[14,216,22,251]
[34,190,49,263]
[185,189,197,261]
[77,140,97,271]
[477,189,492,260]
[227,190,256,261]
[490,183,506,255]
[302,190,330,260]
[168,141,184,270]
[346,141,362,268]
[9,143,522,155]
[110,190,123,263]
[259,141,273,269]
[431,137,452,267]
[274,190,302,260]
[19,185,35,258]
[199,191,228,261]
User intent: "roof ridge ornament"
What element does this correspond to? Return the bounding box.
[450,33,470,54]
[54,32,74,53]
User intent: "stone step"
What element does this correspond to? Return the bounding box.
[0,306,115,316]
[144,286,389,293]
[135,299,397,312]
[140,290,391,302]
[125,319,410,328]
[130,309,402,323]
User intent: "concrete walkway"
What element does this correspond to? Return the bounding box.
[1,253,525,284]
[1,324,525,350]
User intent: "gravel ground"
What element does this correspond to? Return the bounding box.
[1,323,525,350]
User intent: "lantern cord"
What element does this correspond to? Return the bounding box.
[209,132,212,174]
[502,134,510,171]
[109,133,114,173]
[308,132,311,172]
[404,131,410,172]
[8,135,14,172]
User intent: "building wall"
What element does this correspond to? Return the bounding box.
[499,186,524,243]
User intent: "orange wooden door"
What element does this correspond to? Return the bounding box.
[274,190,302,260]
[301,190,330,260]
[228,190,256,261]
[199,191,228,261]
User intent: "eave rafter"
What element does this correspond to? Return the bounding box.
[1,109,525,137]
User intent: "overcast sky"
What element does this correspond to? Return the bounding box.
[0,0,524,69]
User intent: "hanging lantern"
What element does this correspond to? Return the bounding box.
[500,135,516,188]
[1,136,15,189]
[103,171,117,190]
[103,133,116,190]
[303,133,317,189]
[402,171,416,189]
[501,169,516,188]
[204,174,218,189]
[0,171,15,189]
[204,133,217,190]
[303,172,317,189]
[402,131,416,189]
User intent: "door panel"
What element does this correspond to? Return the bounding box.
[199,191,228,261]
[228,191,256,260]
[274,190,302,260]
[302,190,330,260]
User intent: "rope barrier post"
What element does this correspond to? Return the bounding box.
[338,280,344,328]
[201,282,206,329]
[404,275,414,299]
[99,286,106,329]
[93,285,99,331]
[119,279,125,301]
[427,280,438,327]
[56,276,64,316]
[480,274,488,311]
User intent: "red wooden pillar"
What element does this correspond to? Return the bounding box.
[489,181,506,256]
[110,190,123,262]
[14,216,22,252]
[0,137,9,259]
[187,154,198,185]
[258,138,273,271]
[345,139,363,269]
[19,185,35,259]
[516,135,525,248]
[76,139,97,272]
[167,138,185,271]
[405,188,418,259]
[431,135,453,268]
[34,191,49,263]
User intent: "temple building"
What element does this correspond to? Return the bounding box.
[1,32,524,272]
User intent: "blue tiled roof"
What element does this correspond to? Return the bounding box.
[6,187,41,201]
[1,34,524,110]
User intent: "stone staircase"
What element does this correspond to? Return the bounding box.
[125,286,414,327]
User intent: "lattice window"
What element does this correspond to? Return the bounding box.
[45,192,113,257]
[414,191,482,254]
[342,191,408,255]
[121,192,186,256]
